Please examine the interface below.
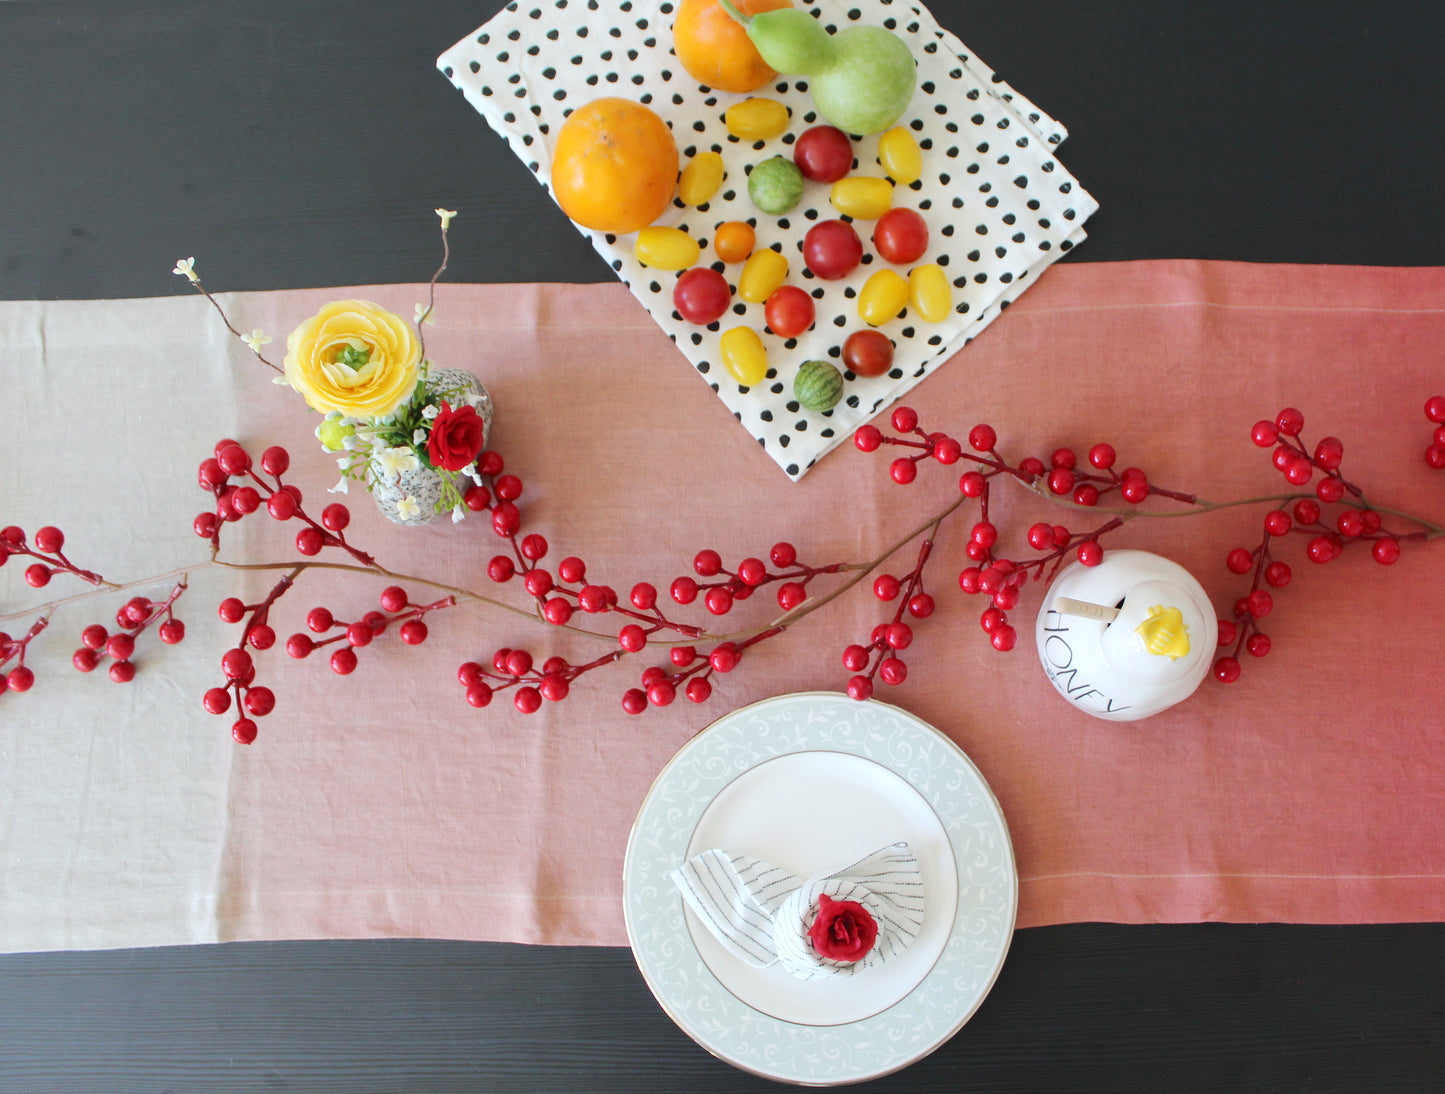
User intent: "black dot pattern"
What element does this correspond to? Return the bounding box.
[440,0,1096,481]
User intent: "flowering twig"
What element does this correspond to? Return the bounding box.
[173,257,283,374]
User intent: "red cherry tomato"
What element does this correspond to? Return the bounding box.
[842,329,894,378]
[792,125,854,183]
[672,266,732,325]
[802,219,863,281]
[873,208,929,265]
[763,285,815,338]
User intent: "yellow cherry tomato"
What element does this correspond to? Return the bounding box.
[719,326,768,386]
[713,220,756,263]
[908,263,952,323]
[725,97,791,142]
[829,176,893,220]
[737,247,789,303]
[634,226,701,270]
[678,151,725,206]
[858,269,910,326]
[877,127,923,186]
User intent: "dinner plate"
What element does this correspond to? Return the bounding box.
[623,691,1016,1085]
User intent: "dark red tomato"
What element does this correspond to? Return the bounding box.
[673,266,731,324]
[763,285,815,338]
[792,125,854,183]
[842,329,894,378]
[802,220,863,280]
[872,208,929,265]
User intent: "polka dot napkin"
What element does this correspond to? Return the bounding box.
[438,0,1097,480]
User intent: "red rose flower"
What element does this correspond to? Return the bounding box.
[807,892,878,963]
[426,402,487,472]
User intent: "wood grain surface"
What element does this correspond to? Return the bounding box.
[3,1,1444,1090]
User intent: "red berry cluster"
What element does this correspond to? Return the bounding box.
[285,585,453,672]
[856,407,1185,657]
[842,538,936,701]
[460,647,612,712]
[1425,395,1445,470]
[0,617,48,695]
[0,524,103,588]
[667,541,844,618]
[204,572,294,744]
[1214,406,1429,682]
[72,585,187,684]
[193,440,374,567]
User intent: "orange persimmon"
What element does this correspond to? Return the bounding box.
[672,0,795,95]
[550,98,679,235]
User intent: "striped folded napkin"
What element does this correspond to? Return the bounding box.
[670,841,922,980]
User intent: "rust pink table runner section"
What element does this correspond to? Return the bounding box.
[3,260,1443,952]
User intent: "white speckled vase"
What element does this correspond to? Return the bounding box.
[369,369,493,526]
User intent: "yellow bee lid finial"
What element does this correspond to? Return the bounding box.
[1135,604,1191,661]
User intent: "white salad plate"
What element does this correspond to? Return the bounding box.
[623,691,1016,1085]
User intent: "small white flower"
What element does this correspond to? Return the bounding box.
[172,257,198,282]
[341,435,360,451]
[413,302,436,326]
[412,428,428,446]
[451,504,467,524]
[421,404,440,420]
[468,469,484,486]
[397,495,422,521]
[242,328,271,353]
[328,476,351,495]
[374,445,420,478]
[435,208,457,230]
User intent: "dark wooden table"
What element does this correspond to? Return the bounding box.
[3,2,1444,1090]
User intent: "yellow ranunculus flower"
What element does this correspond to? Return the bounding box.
[283,300,421,418]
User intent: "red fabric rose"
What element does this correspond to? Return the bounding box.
[807,893,878,963]
[426,402,487,472]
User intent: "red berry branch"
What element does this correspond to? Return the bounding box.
[197,442,375,567]
[1210,406,1439,682]
[857,402,1443,688]
[72,583,189,684]
[4,398,1442,733]
[453,449,853,711]
[2,524,105,589]
[0,523,188,694]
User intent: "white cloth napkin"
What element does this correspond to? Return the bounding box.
[671,841,922,979]
[439,0,1096,481]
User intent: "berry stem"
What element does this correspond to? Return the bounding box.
[0,567,193,625]
[241,571,299,647]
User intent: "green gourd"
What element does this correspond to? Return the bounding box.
[718,1,917,135]
[794,359,844,412]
